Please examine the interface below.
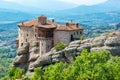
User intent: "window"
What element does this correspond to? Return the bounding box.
[80,31,82,34]
[26,39,27,42]
[74,32,76,35]
[27,34,28,36]
[48,45,50,49]
[21,43,23,46]
[35,29,37,32]
[77,32,78,35]
[71,35,74,41]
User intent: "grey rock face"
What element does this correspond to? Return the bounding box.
[68,40,81,48]
[91,36,107,47]
[77,44,91,52]
[13,31,120,76]
[29,53,52,70]
[14,54,28,64]
[29,53,39,62]
[29,47,39,62]
[102,46,120,56]
[13,43,29,67]
[91,47,103,52]
[17,48,29,55]
[105,37,120,46]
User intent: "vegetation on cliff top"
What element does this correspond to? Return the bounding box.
[8,50,120,80]
[31,50,120,80]
[54,42,67,51]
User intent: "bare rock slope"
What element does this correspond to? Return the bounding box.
[13,31,120,76]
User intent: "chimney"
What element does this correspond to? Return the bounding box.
[76,23,79,28]
[22,22,24,25]
[66,22,76,26]
[52,19,54,23]
[38,16,47,25]
[66,22,69,26]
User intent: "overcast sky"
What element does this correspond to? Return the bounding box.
[1,0,108,10]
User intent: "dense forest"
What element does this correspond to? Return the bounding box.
[0,46,17,80]
[8,50,120,80]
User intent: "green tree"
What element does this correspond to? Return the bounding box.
[54,42,67,51]
[8,67,25,80]
[30,50,120,80]
[31,68,44,80]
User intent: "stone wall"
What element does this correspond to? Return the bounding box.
[18,27,36,48]
[69,30,83,40]
[54,30,83,45]
[54,31,70,45]
[38,38,53,56]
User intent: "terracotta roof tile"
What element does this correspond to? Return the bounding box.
[56,25,83,31]
[18,18,83,30]
[38,24,56,29]
[18,20,38,27]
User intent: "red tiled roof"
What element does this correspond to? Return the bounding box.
[18,20,38,27]
[37,22,57,29]
[18,19,83,30]
[56,25,83,31]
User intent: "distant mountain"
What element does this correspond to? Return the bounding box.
[0,0,76,13]
[60,0,120,14]
[0,8,36,21]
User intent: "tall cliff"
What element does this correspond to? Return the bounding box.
[13,31,120,76]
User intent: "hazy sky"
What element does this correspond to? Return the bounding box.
[3,0,108,5]
[59,0,107,5]
[1,0,108,10]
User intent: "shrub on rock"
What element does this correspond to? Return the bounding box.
[54,42,67,51]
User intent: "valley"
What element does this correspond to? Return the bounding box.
[0,10,120,79]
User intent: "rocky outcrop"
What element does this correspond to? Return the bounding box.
[13,31,120,76]
[13,42,29,69]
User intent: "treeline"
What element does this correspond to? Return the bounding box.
[9,50,120,80]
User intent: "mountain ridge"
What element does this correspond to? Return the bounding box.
[59,0,120,14]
